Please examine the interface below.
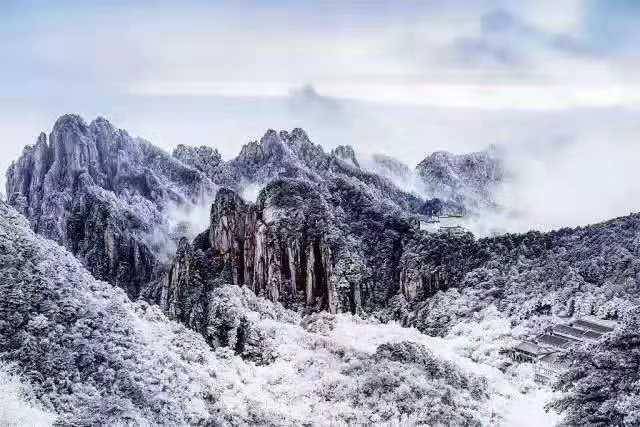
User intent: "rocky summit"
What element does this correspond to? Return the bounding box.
[6,114,214,298]
[415,146,504,210]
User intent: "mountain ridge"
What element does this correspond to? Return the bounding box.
[3,114,640,425]
[6,114,492,300]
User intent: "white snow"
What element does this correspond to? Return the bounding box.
[0,364,56,426]
[204,302,560,425]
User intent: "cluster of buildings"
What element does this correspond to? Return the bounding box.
[509,316,617,383]
[417,214,466,236]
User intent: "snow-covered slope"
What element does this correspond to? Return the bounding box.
[0,201,223,425]
[0,363,55,426]
[0,201,560,425]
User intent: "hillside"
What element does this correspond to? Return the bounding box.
[5,115,215,298]
[386,213,640,334]
[0,200,529,425]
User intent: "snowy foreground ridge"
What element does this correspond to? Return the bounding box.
[0,200,557,425]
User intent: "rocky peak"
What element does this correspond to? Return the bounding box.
[53,113,87,132]
[47,114,96,188]
[260,129,289,158]
[235,130,287,169]
[35,131,47,147]
[173,144,223,179]
[232,128,328,183]
[289,127,311,143]
[278,128,313,150]
[331,145,360,168]
[417,149,503,187]
[89,116,117,133]
[282,129,328,171]
[5,133,53,225]
[5,114,214,298]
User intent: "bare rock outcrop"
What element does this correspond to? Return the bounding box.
[157,183,339,322]
[331,145,360,168]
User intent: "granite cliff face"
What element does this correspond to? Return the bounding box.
[210,186,337,312]
[5,114,214,298]
[155,184,338,321]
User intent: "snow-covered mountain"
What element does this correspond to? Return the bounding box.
[415,146,504,210]
[1,199,532,425]
[3,114,639,425]
[5,115,445,313]
[5,115,215,298]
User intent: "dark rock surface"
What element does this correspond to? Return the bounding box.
[331,145,360,168]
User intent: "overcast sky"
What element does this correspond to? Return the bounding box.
[1,0,640,231]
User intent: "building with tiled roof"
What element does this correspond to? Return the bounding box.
[509,316,618,384]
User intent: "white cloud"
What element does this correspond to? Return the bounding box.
[129,78,640,111]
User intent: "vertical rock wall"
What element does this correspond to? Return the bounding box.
[206,188,337,313]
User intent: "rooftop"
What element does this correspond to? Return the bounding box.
[514,341,550,356]
[573,319,615,334]
[581,315,618,329]
[537,333,574,349]
[540,353,560,363]
[553,325,602,341]
[538,353,569,370]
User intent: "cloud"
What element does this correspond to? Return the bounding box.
[467,108,640,234]
[446,8,600,71]
[450,37,522,67]
[3,1,633,111]
[287,84,347,124]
